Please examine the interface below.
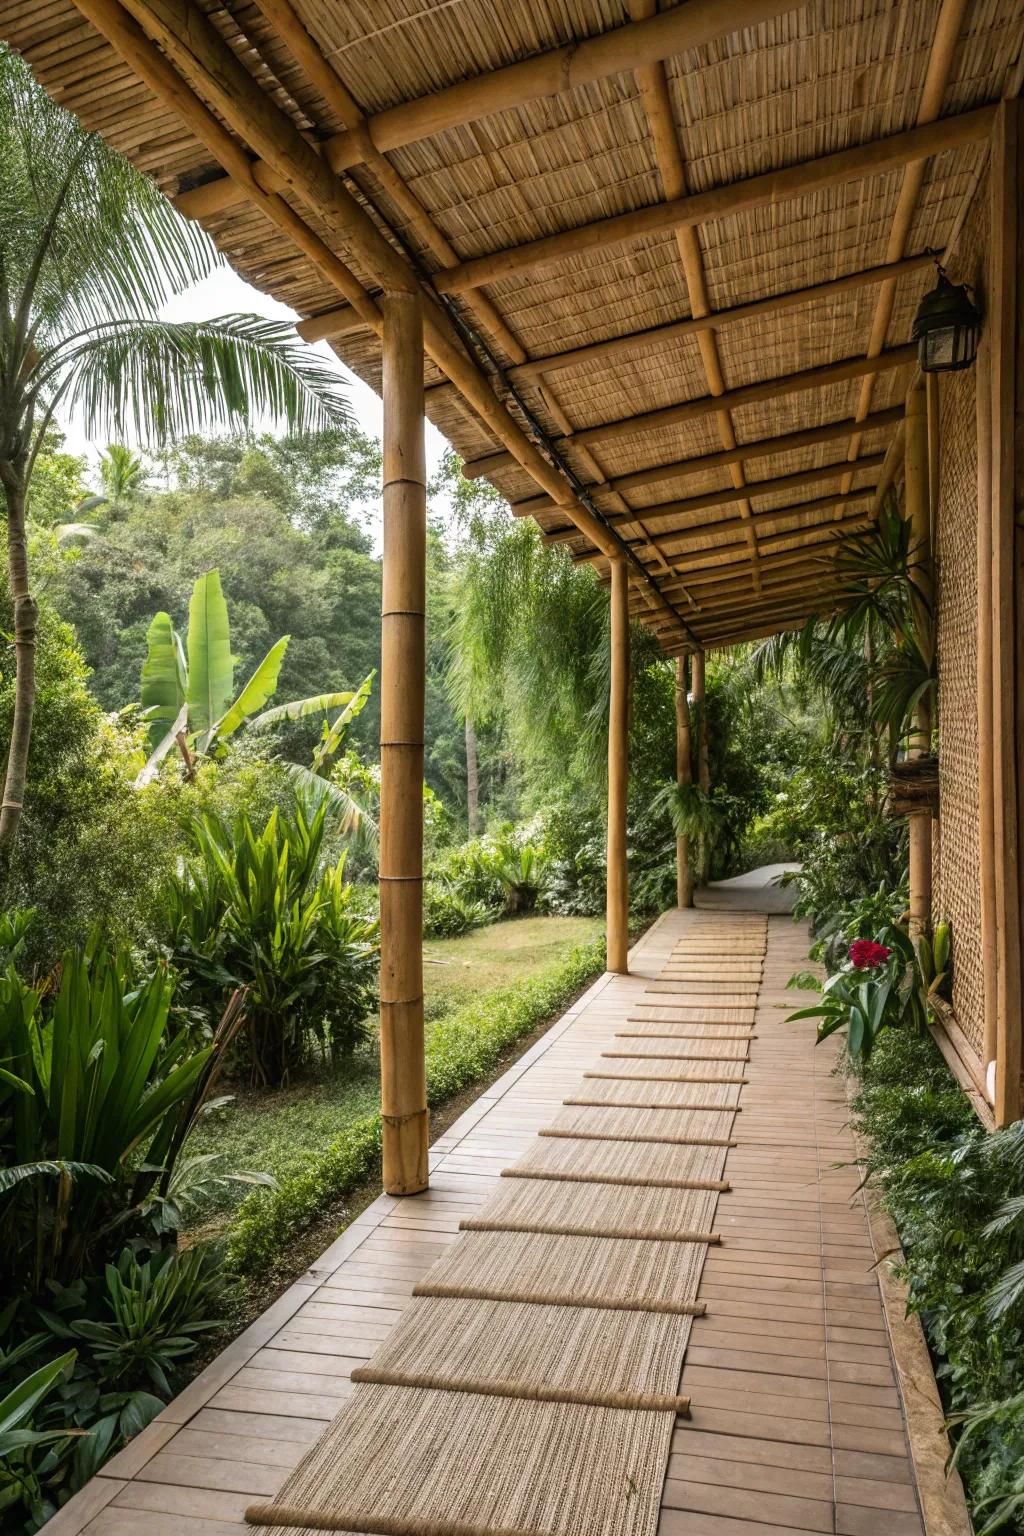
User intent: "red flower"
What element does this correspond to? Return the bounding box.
[849,939,892,970]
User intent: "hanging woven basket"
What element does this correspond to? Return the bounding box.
[887,756,939,818]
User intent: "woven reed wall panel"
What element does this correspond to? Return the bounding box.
[934,166,988,1057]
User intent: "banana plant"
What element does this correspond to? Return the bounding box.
[136,570,356,782]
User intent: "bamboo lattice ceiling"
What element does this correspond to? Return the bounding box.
[4,0,1024,651]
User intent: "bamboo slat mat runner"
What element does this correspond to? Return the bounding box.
[247,915,767,1536]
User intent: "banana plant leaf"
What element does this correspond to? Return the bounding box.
[187,571,235,747]
[140,612,187,750]
[213,636,290,744]
[248,687,357,730]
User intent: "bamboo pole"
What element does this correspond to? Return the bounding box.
[468,407,905,487]
[506,256,938,384]
[379,292,429,1196]
[435,109,995,293]
[173,0,798,215]
[573,488,877,564]
[607,558,630,975]
[675,657,693,908]
[990,100,1022,1127]
[904,383,932,941]
[975,337,998,1094]
[569,346,916,452]
[594,455,886,531]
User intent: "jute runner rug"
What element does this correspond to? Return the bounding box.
[247,913,766,1536]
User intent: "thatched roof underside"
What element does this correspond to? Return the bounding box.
[6,0,1024,651]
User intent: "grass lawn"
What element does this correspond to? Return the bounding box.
[186,913,602,1236]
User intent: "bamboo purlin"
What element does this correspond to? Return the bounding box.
[14,0,1021,651]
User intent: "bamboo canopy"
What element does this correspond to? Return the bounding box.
[5,0,1024,651]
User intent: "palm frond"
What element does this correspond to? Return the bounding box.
[40,316,352,443]
[0,45,216,345]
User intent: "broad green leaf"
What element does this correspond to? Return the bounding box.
[213,636,290,743]
[0,1351,76,1437]
[187,571,234,746]
[140,613,186,751]
[248,688,355,731]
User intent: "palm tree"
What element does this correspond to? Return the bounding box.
[0,47,351,850]
[98,443,146,509]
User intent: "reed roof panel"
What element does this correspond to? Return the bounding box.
[5,0,1024,647]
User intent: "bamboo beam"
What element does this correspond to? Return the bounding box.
[904,383,932,942]
[578,487,877,563]
[600,455,885,532]
[664,515,875,577]
[628,0,760,589]
[548,469,879,545]
[570,346,917,452]
[976,337,998,1095]
[173,0,798,216]
[379,291,429,1196]
[506,255,938,385]
[670,573,852,618]
[500,407,905,507]
[840,0,971,493]
[675,657,693,909]
[607,558,630,974]
[296,302,371,343]
[92,0,696,647]
[990,100,1022,1127]
[435,109,995,294]
[255,0,525,364]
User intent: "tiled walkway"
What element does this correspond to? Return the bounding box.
[46,904,927,1536]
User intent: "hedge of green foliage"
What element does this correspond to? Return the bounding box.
[226,936,606,1275]
[853,1028,1024,1534]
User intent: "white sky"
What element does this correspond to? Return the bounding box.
[56,264,452,540]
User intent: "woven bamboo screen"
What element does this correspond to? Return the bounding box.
[933,166,989,1060]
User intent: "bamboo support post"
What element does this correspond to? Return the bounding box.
[991,100,1023,1126]
[379,292,429,1195]
[693,652,710,796]
[904,382,932,941]
[607,558,630,974]
[975,338,998,1092]
[675,656,693,908]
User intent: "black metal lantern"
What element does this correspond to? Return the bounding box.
[912,267,981,373]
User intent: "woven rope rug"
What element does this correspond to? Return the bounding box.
[247,913,767,1536]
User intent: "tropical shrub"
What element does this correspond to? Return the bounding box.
[166,803,379,1085]
[0,936,239,1293]
[853,1028,1024,1534]
[422,884,490,939]
[788,919,949,1062]
[0,1349,78,1531]
[0,933,243,1529]
[493,838,549,915]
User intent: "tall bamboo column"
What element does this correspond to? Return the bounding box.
[975,337,998,1092]
[607,557,630,974]
[904,381,933,940]
[379,291,429,1195]
[675,655,694,907]
[692,651,710,794]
